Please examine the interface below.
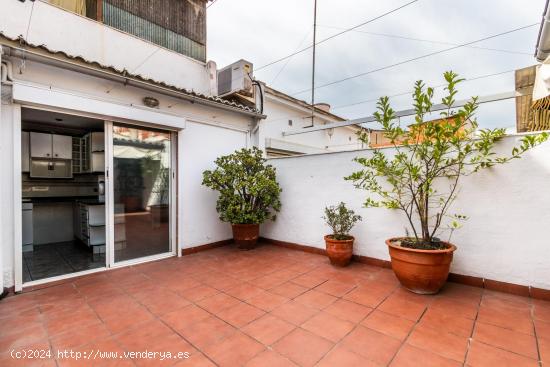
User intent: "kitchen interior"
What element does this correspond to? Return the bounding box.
[21,108,113,282]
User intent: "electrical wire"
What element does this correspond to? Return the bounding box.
[290,23,538,96]
[317,25,532,56]
[270,29,313,86]
[207,0,219,9]
[331,68,517,110]
[255,0,420,71]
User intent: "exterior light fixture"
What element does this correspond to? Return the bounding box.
[143,97,160,108]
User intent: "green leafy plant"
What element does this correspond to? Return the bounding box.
[323,202,362,240]
[346,71,548,250]
[202,147,282,224]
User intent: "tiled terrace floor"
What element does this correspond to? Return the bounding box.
[1,243,549,367]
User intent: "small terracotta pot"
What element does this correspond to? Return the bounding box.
[386,238,456,294]
[324,235,354,267]
[232,224,260,250]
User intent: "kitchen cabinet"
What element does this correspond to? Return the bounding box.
[21,131,30,172]
[30,132,53,158]
[30,132,73,159]
[52,135,72,159]
[75,202,106,251]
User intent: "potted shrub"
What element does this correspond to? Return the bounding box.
[323,202,362,267]
[202,147,282,249]
[347,71,548,294]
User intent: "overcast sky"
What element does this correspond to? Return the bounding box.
[207,0,547,129]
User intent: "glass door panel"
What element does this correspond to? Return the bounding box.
[112,124,172,262]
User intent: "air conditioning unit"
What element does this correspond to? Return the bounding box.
[217,59,253,97]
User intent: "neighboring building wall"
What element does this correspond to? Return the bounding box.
[0,57,254,287]
[516,65,536,132]
[261,135,550,290]
[259,91,364,157]
[1,0,210,92]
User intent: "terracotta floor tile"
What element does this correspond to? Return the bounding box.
[466,340,539,367]
[477,304,534,335]
[343,284,393,308]
[378,293,427,322]
[202,275,242,291]
[291,274,328,289]
[294,290,337,310]
[533,302,550,322]
[419,308,475,337]
[273,328,333,367]
[252,275,288,290]
[174,352,216,366]
[316,345,379,367]
[241,314,295,345]
[101,304,155,334]
[270,301,319,326]
[429,297,479,320]
[362,310,415,341]
[178,315,236,349]
[134,288,191,316]
[390,344,462,367]
[178,285,219,302]
[536,319,550,340]
[407,324,469,362]
[160,304,211,333]
[301,311,355,342]
[540,337,550,364]
[315,280,357,297]
[0,323,47,351]
[245,350,298,367]
[224,283,265,301]
[44,306,102,336]
[246,291,289,312]
[269,282,309,299]
[215,302,265,328]
[340,325,401,365]
[203,331,264,367]
[196,292,240,314]
[49,322,111,351]
[473,322,538,359]
[324,299,372,323]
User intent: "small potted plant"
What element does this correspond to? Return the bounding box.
[323,202,362,267]
[202,147,282,249]
[347,71,548,294]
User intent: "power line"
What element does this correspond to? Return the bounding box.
[255,0,420,71]
[207,0,219,9]
[317,25,532,56]
[270,30,312,86]
[331,68,517,110]
[291,23,538,96]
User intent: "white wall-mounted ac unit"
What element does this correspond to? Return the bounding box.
[217,59,253,97]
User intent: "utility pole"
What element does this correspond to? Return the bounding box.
[310,0,317,127]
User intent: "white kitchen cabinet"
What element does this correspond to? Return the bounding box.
[30,132,52,158]
[52,135,73,159]
[21,131,30,172]
[30,132,73,160]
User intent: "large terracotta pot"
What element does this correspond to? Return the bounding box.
[324,235,354,267]
[386,238,457,294]
[232,224,260,250]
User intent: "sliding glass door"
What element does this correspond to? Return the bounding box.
[111,124,174,263]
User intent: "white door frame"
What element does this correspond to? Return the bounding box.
[14,105,181,290]
[107,122,178,269]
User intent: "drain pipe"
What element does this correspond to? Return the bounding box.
[536,0,550,62]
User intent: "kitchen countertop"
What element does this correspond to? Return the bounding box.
[22,197,105,205]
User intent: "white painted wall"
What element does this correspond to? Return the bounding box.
[179,122,248,248]
[261,135,550,290]
[260,94,364,155]
[1,0,210,93]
